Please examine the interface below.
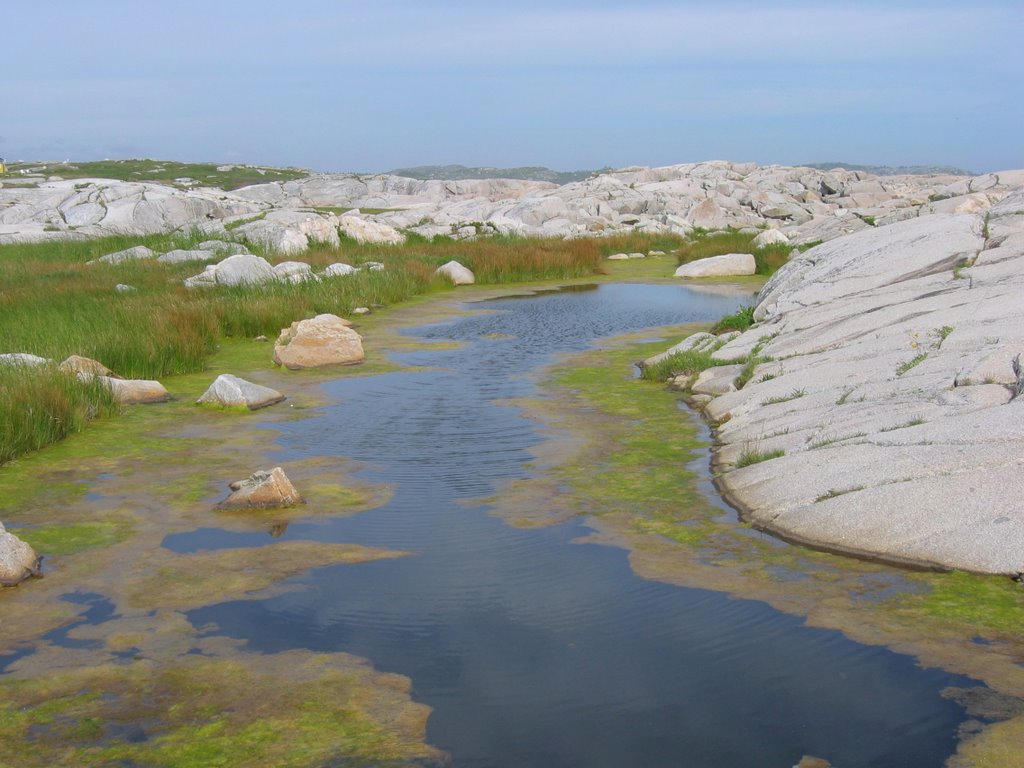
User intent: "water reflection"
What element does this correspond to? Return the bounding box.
[182,284,973,767]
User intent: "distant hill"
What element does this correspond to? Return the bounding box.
[803,162,973,177]
[385,164,607,185]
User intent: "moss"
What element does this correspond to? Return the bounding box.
[898,571,1024,637]
[0,653,438,767]
[949,714,1024,768]
[16,520,133,555]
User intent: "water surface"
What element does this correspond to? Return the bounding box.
[177,284,974,767]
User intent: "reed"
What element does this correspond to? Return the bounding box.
[0,364,120,464]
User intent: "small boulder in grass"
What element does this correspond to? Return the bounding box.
[434,260,475,285]
[197,374,285,410]
[59,355,119,379]
[218,467,304,509]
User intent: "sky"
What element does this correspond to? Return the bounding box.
[3,0,1022,174]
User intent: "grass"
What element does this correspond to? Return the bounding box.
[675,230,793,276]
[735,447,785,467]
[5,159,306,191]
[933,325,954,348]
[0,363,121,465]
[762,388,806,405]
[0,231,614,463]
[880,418,927,432]
[896,352,929,376]
[710,305,755,334]
[639,346,727,383]
[808,432,867,449]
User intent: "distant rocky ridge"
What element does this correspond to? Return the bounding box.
[1,161,1021,257]
[802,162,974,177]
[385,164,602,185]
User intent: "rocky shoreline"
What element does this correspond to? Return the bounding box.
[660,189,1024,575]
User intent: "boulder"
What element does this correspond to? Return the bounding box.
[323,262,359,277]
[157,248,217,264]
[59,355,117,378]
[217,467,303,509]
[198,240,250,255]
[115,284,136,293]
[0,353,50,367]
[753,229,789,247]
[101,377,171,404]
[88,245,157,265]
[214,254,278,286]
[183,253,277,288]
[273,261,320,284]
[273,314,364,369]
[197,374,285,410]
[0,523,41,586]
[434,260,475,285]
[674,253,757,278]
[337,214,405,245]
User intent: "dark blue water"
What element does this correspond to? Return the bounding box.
[177,284,974,767]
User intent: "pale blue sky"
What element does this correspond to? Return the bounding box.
[4,1,1022,173]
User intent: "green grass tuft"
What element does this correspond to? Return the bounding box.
[735,447,785,467]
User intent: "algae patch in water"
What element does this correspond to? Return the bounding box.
[499,325,1024,763]
[0,651,439,768]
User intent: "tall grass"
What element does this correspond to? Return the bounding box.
[0,364,120,464]
[0,232,609,462]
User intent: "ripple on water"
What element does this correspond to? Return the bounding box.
[176,284,977,767]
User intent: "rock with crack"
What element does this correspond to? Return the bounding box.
[434,260,475,285]
[273,313,364,369]
[218,467,304,509]
[197,374,285,410]
[0,522,41,586]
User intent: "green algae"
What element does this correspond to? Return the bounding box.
[16,519,133,556]
[492,322,1024,765]
[0,653,439,768]
[899,570,1024,638]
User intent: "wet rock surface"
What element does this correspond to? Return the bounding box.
[0,522,41,586]
[218,466,304,509]
[196,374,285,410]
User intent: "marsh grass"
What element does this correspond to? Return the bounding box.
[0,364,120,464]
[0,232,606,462]
[639,347,728,383]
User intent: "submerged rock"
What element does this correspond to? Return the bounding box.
[0,522,41,586]
[197,374,285,410]
[434,260,475,285]
[218,467,303,509]
[273,314,364,370]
